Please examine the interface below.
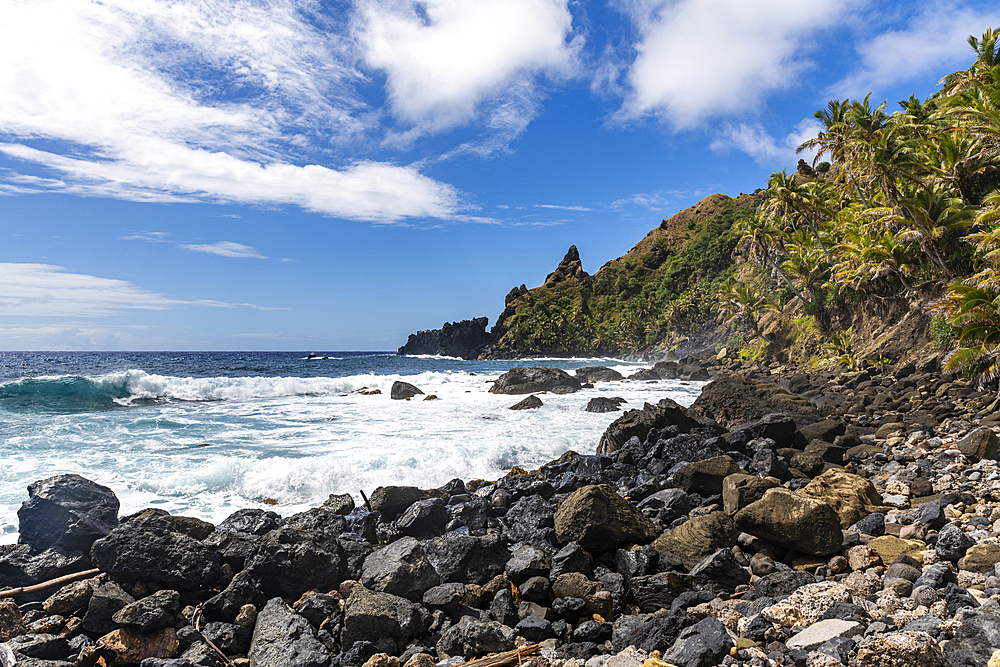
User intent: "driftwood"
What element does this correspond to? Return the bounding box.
[459,644,541,667]
[0,567,101,599]
[193,604,235,666]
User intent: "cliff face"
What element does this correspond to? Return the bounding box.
[397,317,491,360]
[483,193,758,358]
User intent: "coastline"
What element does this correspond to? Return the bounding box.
[3,355,1000,667]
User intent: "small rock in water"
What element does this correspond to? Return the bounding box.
[510,395,543,410]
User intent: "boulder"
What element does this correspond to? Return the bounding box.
[361,537,440,602]
[662,617,733,667]
[585,397,627,413]
[83,627,179,665]
[82,581,135,636]
[734,487,843,556]
[505,544,550,583]
[489,367,582,395]
[510,395,543,410]
[218,508,281,535]
[957,427,1000,462]
[553,484,658,553]
[935,524,973,561]
[436,616,515,659]
[959,543,1000,574]
[611,610,697,653]
[672,456,741,496]
[575,367,625,382]
[691,375,820,428]
[503,494,556,548]
[688,548,750,591]
[342,585,426,656]
[799,468,889,529]
[111,589,180,632]
[396,498,449,538]
[390,381,424,400]
[652,512,737,571]
[797,420,847,443]
[248,598,331,667]
[0,544,90,591]
[241,528,344,600]
[762,581,851,627]
[0,598,27,642]
[423,532,508,585]
[850,630,945,667]
[17,474,119,553]
[597,400,703,456]
[369,487,446,522]
[89,513,220,590]
[722,474,779,515]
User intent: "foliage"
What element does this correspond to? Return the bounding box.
[823,327,860,369]
[930,315,959,349]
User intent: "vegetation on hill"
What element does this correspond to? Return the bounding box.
[722,28,1000,386]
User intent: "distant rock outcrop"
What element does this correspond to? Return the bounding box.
[397,318,491,360]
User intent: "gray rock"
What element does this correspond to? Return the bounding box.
[436,616,515,658]
[248,598,331,667]
[342,585,427,656]
[597,400,703,456]
[112,589,180,632]
[936,524,973,561]
[505,544,551,583]
[510,395,543,410]
[217,509,280,535]
[688,549,750,591]
[662,617,733,667]
[489,368,582,395]
[361,536,440,602]
[82,581,135,636]
[390,381,424,400]
[423,531,509,585]
[554,484,658,553]
[585,397,627,413]
[611,610,697,653]
[956,427,999,462]
[575,367,625,383]
[503,495,556,548]
[17,474,119,553]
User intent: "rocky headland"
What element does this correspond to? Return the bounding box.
[5,353,1000,667]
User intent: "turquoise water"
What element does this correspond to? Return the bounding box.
[0,351,703,541]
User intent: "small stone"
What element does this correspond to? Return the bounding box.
[234,604,257,627]
[785,619,862,651]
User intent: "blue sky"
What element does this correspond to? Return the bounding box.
[2,0,999,351]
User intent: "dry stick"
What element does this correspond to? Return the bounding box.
[0,567,100,599]
[458,644,541,667]
[193,604,235,666]
[360,489,373,512]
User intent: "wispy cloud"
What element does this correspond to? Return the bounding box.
[0,263,280,317]
[534,204,593,212]
[122,231,170,243]
[611,192,678,211]
[612,0,863,128]
[181,241,267,259]
[710,118,822,167]
[831,3,1000,98]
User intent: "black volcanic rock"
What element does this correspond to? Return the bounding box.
[397,317,491,360]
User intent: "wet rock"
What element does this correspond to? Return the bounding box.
[585,397,627,413]
[218,509,280,535]
[361,536,440,602]
[850,630,945,667]
[597,400,703,456]
[90,513,220,591]
[390,381,424,400]
[575,367,625,383]
[17,474,120,554]
[652,512,737,570]
[733,487,843,556]
[489,368,582,395]
[369,487,444,523]
[323,494,357,516]
[553,484,658,553]
[510,395,543,410]
[661,616,733,667]
[672,455,741,496]
[436,616,515,658]
[249,597,331,667]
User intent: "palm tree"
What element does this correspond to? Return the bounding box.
[893,184,976,277]
[716,277,779,341]
[940,28,1000,96]
[733,210,810,303]
[765,170,834,263]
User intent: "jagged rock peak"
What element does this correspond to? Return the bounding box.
[545,245,588,287]
[563,245,580,263]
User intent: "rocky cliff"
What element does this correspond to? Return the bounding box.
[397,317,491,360]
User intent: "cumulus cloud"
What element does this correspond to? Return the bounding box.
[181,242,267,259]
[0,0,459,221]
[0,263,280,317]
[831,3,1000,98]
[353,0,580,136]
[613,0,859,128]
[711,117,822,167]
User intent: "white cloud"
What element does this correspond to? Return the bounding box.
[181,241,267,259]
[611,192,678,211]
[711,117,822,167]
[0,0,460,221]
[535,204,593,211]
[353,0,579,137]
[0,263,280,317]
[614,0,858,128]
[831,3,1000,98]
[122,231,170,243]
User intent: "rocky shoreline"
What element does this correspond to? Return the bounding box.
[3,356,1000,667]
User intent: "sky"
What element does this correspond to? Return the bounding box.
[1,0,999,351]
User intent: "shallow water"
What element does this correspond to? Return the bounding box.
[0,351,703,542]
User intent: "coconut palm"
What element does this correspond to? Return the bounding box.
[716,277,779,342]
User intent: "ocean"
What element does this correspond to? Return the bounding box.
[0,351,704,543]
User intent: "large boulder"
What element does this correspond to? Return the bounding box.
[89,512,220,590]
[597,399,704,456]
[489,367,582,395]
[553,485,658,553]
[240,528,344,600]
[369,486,446,522]
[575,367,625,382]
[956,427,1000,462]
[361,537,440,602]
[248,598,331,667]
[503,494,556,548]
[611,609,698,653]
[662,617,734,667]
[17,474,119,553]
[734,487,843,556]
[342,585,426,656]
[672,456,741,496]
[722,474,780,515]
[390,381,424,400]
[691,375,820,428]
[850,630,945,667]
[423,532,509,585]
[652,512,737,571]
[799,468,889,529]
